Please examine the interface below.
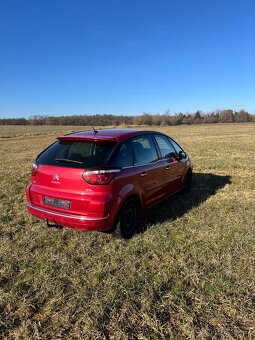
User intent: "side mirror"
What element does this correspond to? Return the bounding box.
[178,151,186,160]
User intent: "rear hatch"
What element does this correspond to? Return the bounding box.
[28,138,117,216]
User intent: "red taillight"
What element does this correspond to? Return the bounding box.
[31,163,38,176]
[82,169,120,185]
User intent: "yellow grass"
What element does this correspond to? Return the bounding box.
[0,123,254,338]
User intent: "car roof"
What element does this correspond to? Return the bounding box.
[58,129,161,142]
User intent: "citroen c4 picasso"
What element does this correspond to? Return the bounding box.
[26,129,192,238]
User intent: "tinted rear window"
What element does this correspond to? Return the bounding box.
[36,140,116,168]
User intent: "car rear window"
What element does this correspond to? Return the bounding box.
[36,140,116,168]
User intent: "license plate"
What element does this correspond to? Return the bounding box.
[43,196,71,210]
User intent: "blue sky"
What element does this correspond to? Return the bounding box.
[0,0,254,118]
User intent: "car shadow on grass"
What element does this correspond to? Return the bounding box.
[138,172,231,233]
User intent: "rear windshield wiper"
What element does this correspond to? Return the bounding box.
[55,158,83,164]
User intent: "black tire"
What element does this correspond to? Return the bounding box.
[119,199,139,239]
[182,171,192,194]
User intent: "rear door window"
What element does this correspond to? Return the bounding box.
[109,141,133,167]
[132,135,158,165]
[36,140,116,168]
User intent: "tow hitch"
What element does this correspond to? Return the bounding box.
[46,219,63,230]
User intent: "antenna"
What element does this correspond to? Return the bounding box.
[87,117,98,134]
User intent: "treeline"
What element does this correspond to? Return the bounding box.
[0,110,254,126]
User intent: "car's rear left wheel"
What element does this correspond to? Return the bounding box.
[119,199,139,239]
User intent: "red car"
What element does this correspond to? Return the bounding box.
[26,129,192,238]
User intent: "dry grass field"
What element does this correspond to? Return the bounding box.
[0,123,254,339]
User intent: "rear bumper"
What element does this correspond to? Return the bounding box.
[26,203,113,231]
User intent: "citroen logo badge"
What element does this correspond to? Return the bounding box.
[53,174,59,181]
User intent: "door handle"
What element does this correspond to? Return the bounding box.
[140,172,147,177]
[165,166,170,170]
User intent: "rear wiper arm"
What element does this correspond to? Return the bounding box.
[55,158,83,164]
